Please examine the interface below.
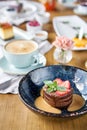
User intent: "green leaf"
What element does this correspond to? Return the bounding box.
[53,81,57,87]
[47,88,54,93]
[62,21,69,24]
[44,80,66,93]
[44,80,53,86]
[57,86,66,91]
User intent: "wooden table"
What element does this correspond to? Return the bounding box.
[0,2,87,130]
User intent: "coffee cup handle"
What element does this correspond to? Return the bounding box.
[31,54,42,66]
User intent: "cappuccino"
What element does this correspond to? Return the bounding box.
[5,40,37,54]
[4,40,39,68]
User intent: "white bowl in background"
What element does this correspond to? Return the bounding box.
[35,12,50,24]
[77,2,87,13]
[34,30,48,41]
[26,20,42,34]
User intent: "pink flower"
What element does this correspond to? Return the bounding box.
[53,36,73,50]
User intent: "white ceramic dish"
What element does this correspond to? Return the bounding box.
[0,1,45,25]
[1,2,37,18]
[35,12,50,24]
[72,46,87,51]
[34,31,48,41]
[53,15,87,51]
[58,1,77,8]
[73,8,87,16]
[26,21,42,34]
[0,1,45,12]
[0,26,34,46]
[0,53,46,75]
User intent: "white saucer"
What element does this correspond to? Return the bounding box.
[0,53,46,75]
[61,2,77,8]
[74,8,87,16]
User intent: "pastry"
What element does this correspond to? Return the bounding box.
[73,37,87,48]
[43,78,73,109]
[0,23,14,40]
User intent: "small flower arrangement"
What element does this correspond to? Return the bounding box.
[53,36,74,64]
[53,36,73,50]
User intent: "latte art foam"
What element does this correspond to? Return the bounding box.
[5,40,37,54]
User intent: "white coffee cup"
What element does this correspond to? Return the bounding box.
[77,2,87,13]
[3,40,40,68]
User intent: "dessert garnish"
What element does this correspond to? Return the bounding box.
[72,26,80,30]
[60,21,69,24]
[73,37,87,47]
[44,80,67,93]
[28,20,40,27]
[7,8,16,12]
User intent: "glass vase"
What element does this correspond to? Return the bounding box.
[53,48,72,64]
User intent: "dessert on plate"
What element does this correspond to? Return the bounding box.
[73,37,87,48]
[26,20,42,34]
[73,33,87,48]
[0,23,14,40]
[43,78,73,109]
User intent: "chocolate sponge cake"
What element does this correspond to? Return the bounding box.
[43,78,73,109]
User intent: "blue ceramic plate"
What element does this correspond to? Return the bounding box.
[18,65,87,117]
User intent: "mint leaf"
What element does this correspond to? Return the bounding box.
[57,86,66,91]
[44,80,58,93]
[44,80,53,86]
[47,88,54,93]
[53,81,57,87]
[44,80,57,88]
[44,80,66,93]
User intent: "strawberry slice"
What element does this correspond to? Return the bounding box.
[60,80,70,89]
[55,89,70,96]
[54,78,63,85]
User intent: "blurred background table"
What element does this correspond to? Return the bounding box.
[0,0,87,130]
[19,2,87,71]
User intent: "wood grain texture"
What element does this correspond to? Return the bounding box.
[0,1,87,130]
